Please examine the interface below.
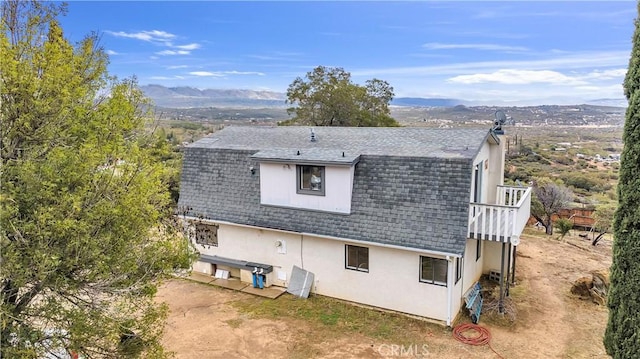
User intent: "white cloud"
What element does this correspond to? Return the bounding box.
[222,71,265,76]
[167,65,189,69]
[106,30,176,43]
[174,43,201,50]
[353,50,629,77]
[106,30,202,56]
[189,71,223,77]
[582,68,627,80]
[422,42,529,52]
[106,50,119,55]
[156,50,191,56]
[448,69,585,85]
[188,71,265,77]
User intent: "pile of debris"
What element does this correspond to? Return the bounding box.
[571,269,609,305]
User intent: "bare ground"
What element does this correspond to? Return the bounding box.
[157,231,612,358]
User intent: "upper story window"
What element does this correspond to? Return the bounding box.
[297,165,325,196]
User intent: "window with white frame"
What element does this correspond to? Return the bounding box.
[297,165,325,195]
[195,223,218,247]
[420,256,447,286]
[345,245,369,272]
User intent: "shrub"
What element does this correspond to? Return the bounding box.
[555,218,573,240]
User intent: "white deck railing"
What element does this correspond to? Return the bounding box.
[468,186,532,244]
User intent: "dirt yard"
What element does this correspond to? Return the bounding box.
[157,231,612,358]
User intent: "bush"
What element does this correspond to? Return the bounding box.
[555,218,573,240]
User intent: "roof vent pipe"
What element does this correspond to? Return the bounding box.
[310,128,316,142]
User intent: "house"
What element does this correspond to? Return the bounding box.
[177,126,531,325]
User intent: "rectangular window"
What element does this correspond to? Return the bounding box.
[476,239,482,261]
[345,245,369,272]
[195,223,218,247]
[455,257,463,284]
[420,256,447,286]
[297,165,325,195]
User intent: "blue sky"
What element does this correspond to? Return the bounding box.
[59,1,635,105]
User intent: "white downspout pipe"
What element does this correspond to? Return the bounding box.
[446,255,453,326]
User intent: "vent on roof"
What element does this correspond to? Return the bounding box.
[310,128,316,142]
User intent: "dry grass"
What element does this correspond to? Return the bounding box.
[232,293,444,345]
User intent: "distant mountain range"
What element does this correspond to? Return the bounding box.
[140,85,287,108]
[139,84,626,109]
[140,85,465,109]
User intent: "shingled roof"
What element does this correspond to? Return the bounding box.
[178,126,493,255]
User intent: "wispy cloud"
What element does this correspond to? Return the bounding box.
[106,49,119,55]
[167,65,189,70]
[353,50,629,77]
[106,29,202,56]
[423,42,529,52]
[582,68,627,80]
[189,71,224,77]
[223,71,265,76]
[156,50,191,56]
[174,43,201,51]
[106,30,176,44]
[448,69,585,85]
[188,71,265,77]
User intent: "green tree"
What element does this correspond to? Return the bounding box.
[594,202,616,234]
[604,2,640,356]
[0,2,194,357]
[531,177,573,235]
[283,65,399,127]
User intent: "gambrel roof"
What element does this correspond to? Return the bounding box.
[178,126,494,255]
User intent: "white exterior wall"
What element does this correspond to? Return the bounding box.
[194,224,303,287]
[192,222,456,323]
[471,139,504,205]
[482,241,515,276]
[303,234,450,322]
[259,162,355,213]
[489,135,506,198]
[462,239,484,294]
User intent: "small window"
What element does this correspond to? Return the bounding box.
[476,239,482,261]
[420,256,447,286]
[346,245,369,272]
[297,165,325,195]
[195,223,218,247]
[455,257,463,284]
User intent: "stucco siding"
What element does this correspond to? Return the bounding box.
[191,222,452,322]
[483,240,515,276]
[462,239,484,293]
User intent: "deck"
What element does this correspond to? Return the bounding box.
[185,273,286,299]
[468,185,531,244]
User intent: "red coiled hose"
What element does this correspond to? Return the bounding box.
[453,323,504,358]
